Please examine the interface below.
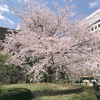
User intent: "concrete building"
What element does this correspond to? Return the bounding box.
[82,8,100,32]
[0,27,9,40]
[0,27,18,40]
[82,8,100,78]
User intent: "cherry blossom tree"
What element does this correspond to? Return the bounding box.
[1,0,100,82]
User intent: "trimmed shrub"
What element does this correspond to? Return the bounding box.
[0,88,33,100]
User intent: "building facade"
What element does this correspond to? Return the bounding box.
[0,27,18,40]
[0,27,9,40]
[83,8,100,32]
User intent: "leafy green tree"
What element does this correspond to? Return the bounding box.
[0,53,9,85]
[0,53,22,85]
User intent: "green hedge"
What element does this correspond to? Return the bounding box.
[0,88,33,100]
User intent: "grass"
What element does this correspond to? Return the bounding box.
[2,83,78,91]
[33,93,96,100]
[32,85,96,100]
[0,83,96,100]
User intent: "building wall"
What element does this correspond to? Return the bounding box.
[0,27,17,40]
[81,8,100,32]
[0,27,8,40]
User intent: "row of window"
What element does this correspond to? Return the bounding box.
[90,24,100,31]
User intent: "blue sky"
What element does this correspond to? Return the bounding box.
[0,0,100,29]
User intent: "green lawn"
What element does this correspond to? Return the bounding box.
[1,83,96,100]
[32,85,96,100]
[2,83,78,91]
[33,93,96,100]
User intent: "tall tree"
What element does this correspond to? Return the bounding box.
[1,0,100,82]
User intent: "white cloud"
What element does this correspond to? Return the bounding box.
[89,0,100,8]
[5,18,15,25]
[89,2,98,8]
[0,12,15,25]
[0,16,15,25]
[0,14,5,19]
[0,12,5,19]
[0,4,10,12]
[0,4,14,25]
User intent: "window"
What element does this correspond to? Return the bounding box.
[91,28,94,31]
[95,26,97,29]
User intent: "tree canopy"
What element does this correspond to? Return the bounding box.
[1,0,100,82]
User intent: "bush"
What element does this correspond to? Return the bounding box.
[0,88,33,100]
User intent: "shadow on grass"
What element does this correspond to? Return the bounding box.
[32,87,83,98]
[0,88,33,100]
